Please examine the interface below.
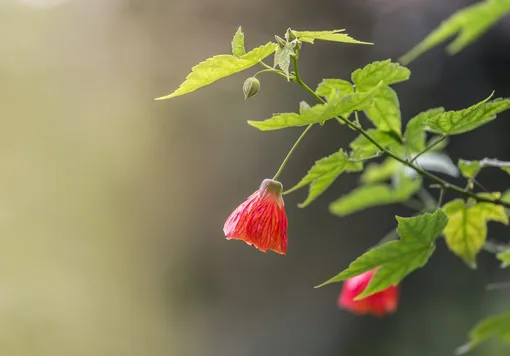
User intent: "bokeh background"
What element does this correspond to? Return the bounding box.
[1,0,510,355]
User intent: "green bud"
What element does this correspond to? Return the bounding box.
[243,77,260,99]
[285,28,298,41]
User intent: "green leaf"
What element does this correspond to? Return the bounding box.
[329,176,421,216]
[315,79,354,102]
[350,129,403,159]
[248,83,381,131]
[364,85,402,135]
[425,94,510,135]
[458,159,482,179]
[274,42,295,80]
[352,60,411,91]
[497,249,510,268]
[285,149,362,207]
[293,29,372,45]
[156,42,277,100]
[404,107,445,152]
[316,210,448,298]
[361,158,399,184]
[442,196,509,267]
[400,0,510,65]
[458,158,510,179]
[231,26,246,58]
[456,311,510,355]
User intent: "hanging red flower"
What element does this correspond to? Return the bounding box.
[223,179,288,255]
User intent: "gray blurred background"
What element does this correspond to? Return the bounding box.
[1,0,510,355]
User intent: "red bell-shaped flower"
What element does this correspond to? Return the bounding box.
[223,179,288,255]
[338,269,399,317]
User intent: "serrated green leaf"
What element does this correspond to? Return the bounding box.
[497,249,510,267]
[364,85,402,135]
[315,79,354,102]
[284,149,362,207]
[401,0,510,65]
[156,42,277,100]
[350,129,404,159]
[458,159,482,179]
[361,158,399,184]
[316,210,448,298]
[329,176,421,216]
[274,42,295,79]
[352,60,411,91]
[404,107,445,152]
[293,29,372,45]
[231,26,246,58]
[425,94,510,135]
[248,83,381,131]
[443,196,508,267]
[457,311,510,355]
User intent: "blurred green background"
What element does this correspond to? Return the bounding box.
[1,0,510,355]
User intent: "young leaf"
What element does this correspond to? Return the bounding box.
[315,79,353,102]
[231,26,246,58]
[364,85,402,135]
[400,0,510,64]
[248,83,381,131]
[497,249,510,268]
[425,95,510,135]
[458,159,482,179]
[456,311,510,355]
[292,29,372,45]
[329,177,421,216]
[156,42,277,100]
[361,158,399,184]
[274,42,295,79]
[285,149,362,207]
[404,107,445,152]
[442,196,509,268]
[316,210,448,299]
[352,60,411,91]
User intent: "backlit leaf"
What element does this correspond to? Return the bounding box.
[285,149,362,207]
[292,29,372,45]
[231,26,246,57]
[404,107,445,152]
[400,0,510,64]
[425,94,510,135]
[497,249,510,267]
[315,79,353,102]
[361,158,399,184]
[458,159,482,179]
[352,60,410,91]
[329,176,421,216]
[350,129,403,159]
[456,311,510,355]
[364,85,402,135]
[156,42,277,100]
[248,83,381,131]
[316,210,448,299]
[442,195,508,267]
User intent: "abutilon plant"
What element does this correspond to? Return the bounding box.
[157,8,510,353]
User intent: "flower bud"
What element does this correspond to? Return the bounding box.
[242,77,260,100]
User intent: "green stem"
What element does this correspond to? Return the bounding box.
[290,70,510,209]
[410,135,446,164]
[272,53,312,181]
[272,124,313,180]
[258,61,293,80]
